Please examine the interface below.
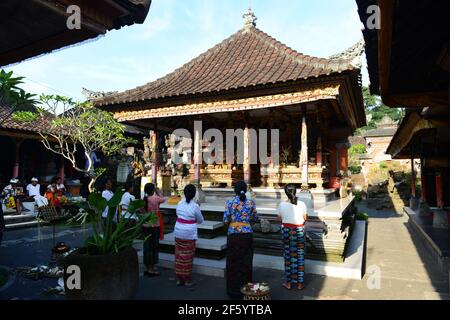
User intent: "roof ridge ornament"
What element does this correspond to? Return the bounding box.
[82,87,118,101]
[243,8,257,29]
[328,39,365,68]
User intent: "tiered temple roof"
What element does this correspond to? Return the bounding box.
[93,17,363,109]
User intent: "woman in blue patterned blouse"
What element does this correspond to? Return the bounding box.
[223,180,259,299]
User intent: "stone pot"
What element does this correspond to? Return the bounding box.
[62,246,139,300]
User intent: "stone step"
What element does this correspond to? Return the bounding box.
[5,220,42,230]
[159,232,227,260]
[4,213,37,224]
[197,220,224,230]
[135,220,365,280]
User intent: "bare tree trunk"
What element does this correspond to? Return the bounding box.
[85,151,94,193]
[88,177,96,193]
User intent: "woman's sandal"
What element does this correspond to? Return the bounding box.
[297,284,305,290]
[144,270,160,277]
[282,283,292,290]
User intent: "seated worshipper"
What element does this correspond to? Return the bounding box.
[26,177,42,198]
[1,178,29,214]
[55,177,67,193]
[45,178,67,210]
[120,182,138,225]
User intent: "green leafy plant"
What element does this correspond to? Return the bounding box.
[69,190,157,255]
[11,111,38,122]
[353,190,363,202]
[379,161,388,169]
[349,144,367,155]
[356,212,369,221]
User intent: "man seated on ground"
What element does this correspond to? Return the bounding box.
[1,178,29,214]
[26,177,41,198]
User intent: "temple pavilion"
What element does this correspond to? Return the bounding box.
[92,10,366,196]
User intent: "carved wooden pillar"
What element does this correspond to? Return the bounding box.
[151,124,158,185]
[299,114,308,189]
[193,120,202,185]
[243,123,251,185]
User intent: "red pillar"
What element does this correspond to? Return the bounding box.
[339,146,349,174]
[316,137,322,167]
[12,139,22,178]
[436,170,444,209]
[59,162,65,182]
[329,145,340,188]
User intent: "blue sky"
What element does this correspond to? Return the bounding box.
[6,0,366,101]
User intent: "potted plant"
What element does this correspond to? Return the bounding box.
[62,190,156,300]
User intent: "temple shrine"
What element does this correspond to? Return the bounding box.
[93,10,365,194]
[91,10,367,274]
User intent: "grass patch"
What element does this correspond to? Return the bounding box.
[0,267,9,288]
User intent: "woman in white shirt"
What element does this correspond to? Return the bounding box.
[120,183,137,222]
[101,179,116,224]
[174,184,204,287]
[277,184,308,291]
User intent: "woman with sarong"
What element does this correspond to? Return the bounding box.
[142,183,165,277]
[223,181,259,299]
[174,184,204,287]
[277,184,308,290]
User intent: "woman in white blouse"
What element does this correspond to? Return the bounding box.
[277,184,308,290]
[120,182,137,221]
[174,184,204,287]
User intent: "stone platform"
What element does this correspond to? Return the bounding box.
[404,207,450,273]
[202,187,337,209]
[138,220,366,280]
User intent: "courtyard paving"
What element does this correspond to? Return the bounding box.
[0,201,448,300]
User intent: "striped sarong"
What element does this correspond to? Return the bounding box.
[174,238,196,284]
[282,226,306,284]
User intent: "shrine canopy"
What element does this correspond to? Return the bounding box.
[92,11,366,139]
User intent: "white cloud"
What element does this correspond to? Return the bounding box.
[135,0,175,40]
